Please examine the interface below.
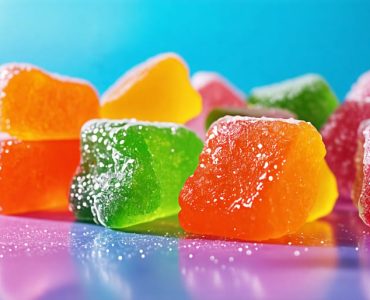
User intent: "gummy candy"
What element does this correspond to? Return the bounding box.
[0,64,99,140]
[353,120,370,226]
[70,119,203,228]
[185,72,245,139]
[353,120,370,209]
[205,106,296,130]
[0,135,80,214]
[100,53,202,124]
[347,71,370,102]
[307,162,338,222]
[322,102,370,200]
[249,74,339,129]
[179,116,336,241]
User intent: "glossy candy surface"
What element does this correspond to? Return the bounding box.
[249,74,339,129]
[0,64,99,140]
[70,119,203,228]
[0,136,80,214]
[179,116,336,241]
[100,53,202,124]
[185,72,245,139]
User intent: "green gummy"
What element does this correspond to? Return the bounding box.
[205,106,296,130]
[69,119,203,229]
[248,74,339,129]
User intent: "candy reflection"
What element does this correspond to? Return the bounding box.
[179,238,338,300]
[70,223,186,300]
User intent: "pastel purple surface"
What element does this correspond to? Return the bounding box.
[0,209,369,300]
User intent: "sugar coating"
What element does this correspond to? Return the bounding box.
[100,53,202,124]
[251,74,322,102]
[249,74,339,129]
[179,116,331,241]
[191,72,246,100]
[322,101,370,200]
[70,119,203,228]
[0,63,99,140]
[102,53,186,105]
[353,120,370,226]
[0,132,12,140]
[205,106,297,130]
[346,71,370,102]
[353,120,370,207]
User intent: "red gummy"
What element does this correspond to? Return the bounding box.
[322,101,370,200]
[323,71,370,201]
[353,120,370,226]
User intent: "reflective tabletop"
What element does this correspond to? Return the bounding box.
[0,206,369,300]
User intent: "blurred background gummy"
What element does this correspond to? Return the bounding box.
[0,0,369,99]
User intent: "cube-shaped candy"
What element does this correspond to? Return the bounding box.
[179,116,337,241]
[352,120,370,226]
[0,64,99,140]
[100,53,202,124]
[249,74,339,129]
[0,135,80,214]
[205,106,296,130]
[185,72,246,139]
[322,102,370,200]
[70,119,203,228]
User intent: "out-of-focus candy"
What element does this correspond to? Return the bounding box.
[185,72,245,139]
[0,135,80,214]
[179,116,336,241]
[249,74,339,129]
[0,64,99,140]
[322,71,370,200]
[70,119,203,228]
[353,120,370,226]
[352,120,370,207]
[347,71,370,102]
[100,53,202,124]
[205,106,296,130]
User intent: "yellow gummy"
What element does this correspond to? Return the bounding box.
[306,161,338,222]
[100,53,202,124]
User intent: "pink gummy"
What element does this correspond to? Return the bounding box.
[352,120,370,207]
[322,71,370,201]
[185,72,246,139]
[322,101,370,200]
[346,71,370,102]
[354,120,370,226]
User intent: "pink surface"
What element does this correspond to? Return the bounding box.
[0,209,369,299]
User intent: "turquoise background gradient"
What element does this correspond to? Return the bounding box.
[0,0,369,99]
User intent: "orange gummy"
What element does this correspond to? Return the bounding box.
[0,136,80,214]
[100,53,202,123]
[0,64,99,140]
[179,116,329,241]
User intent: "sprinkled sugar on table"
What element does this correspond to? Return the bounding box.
[0,209,369,300]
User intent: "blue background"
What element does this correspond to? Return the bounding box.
[0,0,369,99]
